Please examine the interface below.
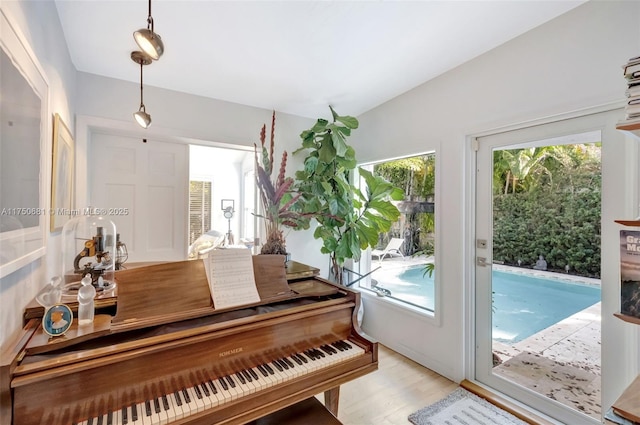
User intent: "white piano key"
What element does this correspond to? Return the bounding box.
[225,376,241,400]
[170,391,184,420]
[214,378,234,404]
[180,387,199,415]
[249,367,267,391]
[161,394,177,423]
[145,398,161,425]
[232,372,253,396]
[135,401,149,425]
[188,384,206,412]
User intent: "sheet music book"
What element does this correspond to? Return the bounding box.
[204,248,261,309]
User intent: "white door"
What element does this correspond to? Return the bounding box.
[90,133,188,262]
[474,109,633,424]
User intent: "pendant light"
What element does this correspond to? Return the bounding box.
[133,0,164,61]
[131,51,152,129]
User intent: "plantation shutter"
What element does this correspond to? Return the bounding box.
[189,180,212,245]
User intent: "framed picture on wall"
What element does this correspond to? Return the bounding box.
[51,113,74,232]
[0,9,48,278]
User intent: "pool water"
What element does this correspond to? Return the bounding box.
[384,266,601,343]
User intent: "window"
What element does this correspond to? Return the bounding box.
[356,153,436,312]
[189,180,212,245]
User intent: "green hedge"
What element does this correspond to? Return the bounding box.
[493,189,601,278]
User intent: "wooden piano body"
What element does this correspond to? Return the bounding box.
[1,257,378,424]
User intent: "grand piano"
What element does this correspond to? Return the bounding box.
[0,257,378,425]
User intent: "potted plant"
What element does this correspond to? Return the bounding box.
[293,106,404,285]
[254,111,309,255]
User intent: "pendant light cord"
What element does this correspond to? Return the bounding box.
[139,60,145,110]
[147,0,154,33]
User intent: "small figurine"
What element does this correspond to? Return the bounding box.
[533,255,547,271]
[77,274,96,325]
[35,276,62,309]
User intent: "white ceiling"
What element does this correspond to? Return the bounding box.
[54,0,586,119]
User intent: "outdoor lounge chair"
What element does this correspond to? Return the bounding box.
[371,238,405,262]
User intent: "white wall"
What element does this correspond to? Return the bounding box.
[351,0,640,413]
[0,1,77,348]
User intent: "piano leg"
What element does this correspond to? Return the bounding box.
[324,387,340,416]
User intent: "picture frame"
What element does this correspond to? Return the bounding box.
[0,10,48,278]
[42,303,73,337]
[51,113,75,232]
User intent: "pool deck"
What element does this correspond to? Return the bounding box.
[371,257,602,419]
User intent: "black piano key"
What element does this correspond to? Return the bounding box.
[145,400,152,417]
[320,345,334,355]
[107,411,113,425]
[257,364,269,377]
[88,418,94,425]
[173,391,183,407]
[291,354,303,365]
[225,375,236,388]
[162,394,170,411]
[304,349,316,360]
[194,384,203,399]
[264,363,275,374]
[153,397,161,414]
[331,341,345,351]
[200,382,210,397]
[248,368,259,380]
[97,414,104,425]
[131,403,138,421]
[218,377,229,391]
[235,371,246,384]
[182,388,191,403]
[242,369,253,382]
[342,340,353,349]
[314,348,325,358]
[122,406,128,424]
[208,380,218,394]
[272,360,283,372]
[299,351,312,362]
[283,357,295,368]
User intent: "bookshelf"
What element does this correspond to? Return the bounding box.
[612,221,640,423]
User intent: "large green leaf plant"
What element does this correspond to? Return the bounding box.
[293,106,404,285]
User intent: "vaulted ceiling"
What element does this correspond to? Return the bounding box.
[55,0,585,118]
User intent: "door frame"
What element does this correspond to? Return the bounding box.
[463,103,639,423]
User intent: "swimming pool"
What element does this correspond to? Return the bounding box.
[378,266,601,343]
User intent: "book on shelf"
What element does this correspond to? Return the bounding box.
[620,230,640,320]
[626,86,640,98]
[617,117,640,131]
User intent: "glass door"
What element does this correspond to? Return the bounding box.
[474,113,611,424]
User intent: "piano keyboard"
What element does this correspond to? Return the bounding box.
[74,340,364,425]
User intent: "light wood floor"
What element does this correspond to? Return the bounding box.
[323,344,459,425]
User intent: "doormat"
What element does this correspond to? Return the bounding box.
[408,387,529,425]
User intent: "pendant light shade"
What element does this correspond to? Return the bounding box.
[134,107,152,129]
[133,0,164,60]
[131,51,152,129]
[133,27,164,61]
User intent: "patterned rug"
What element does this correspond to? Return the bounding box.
[408,388,529,425]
